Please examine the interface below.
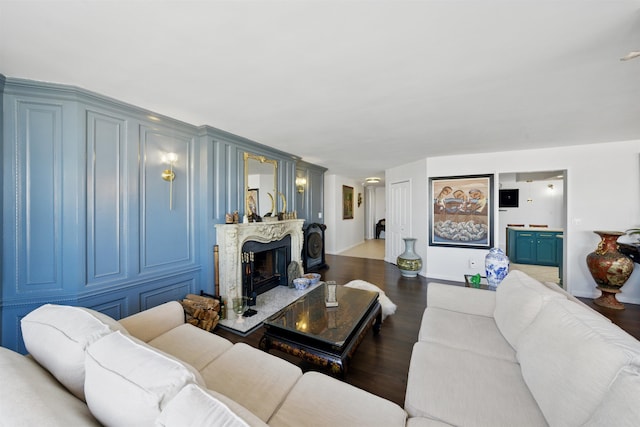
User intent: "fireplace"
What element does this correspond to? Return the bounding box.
[241,235,291,305]
[215,220,305,301]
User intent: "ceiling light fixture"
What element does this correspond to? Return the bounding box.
[620,51,640,61]
[365,177,381,184]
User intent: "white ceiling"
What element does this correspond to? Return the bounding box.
[1,1,639,183]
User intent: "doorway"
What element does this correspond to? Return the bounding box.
[498,170,566,286]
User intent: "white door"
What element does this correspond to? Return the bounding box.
[388,180,411,262]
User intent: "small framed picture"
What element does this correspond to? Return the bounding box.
[342,185,354,219]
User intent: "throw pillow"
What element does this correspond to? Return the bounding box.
[84,331,204,427]
[493,270,562,348]
[20,303,128,401]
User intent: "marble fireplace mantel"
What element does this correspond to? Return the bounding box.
[215,219,305,300]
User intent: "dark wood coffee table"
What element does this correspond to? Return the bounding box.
[259,283,381,377]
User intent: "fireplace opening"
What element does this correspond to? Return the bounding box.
[241,235,291,305]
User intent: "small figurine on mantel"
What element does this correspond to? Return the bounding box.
[287,261,303,287]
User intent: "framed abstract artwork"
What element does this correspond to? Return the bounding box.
[429,174,494,249]
[342,185,354,219]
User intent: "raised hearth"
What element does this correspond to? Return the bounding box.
[217,281,322,335]
[215,220,305,301]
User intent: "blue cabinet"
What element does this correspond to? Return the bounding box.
[536,232,559,265]
[507,228,563,266]
[514,232,537,263]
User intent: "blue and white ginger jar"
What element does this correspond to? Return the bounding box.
[485,248,509,287]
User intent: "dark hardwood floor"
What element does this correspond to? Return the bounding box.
[215,254,640,407]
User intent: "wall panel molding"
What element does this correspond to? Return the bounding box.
[139,280,193,311]
[17,101,63,291]
[1,76,322,352]
[139,125,195,271]
[86,110,127,284]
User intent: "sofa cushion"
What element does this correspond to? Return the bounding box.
[418,307,516,362]
[582,366,640,426]
[156,383,268,427]
[404,341,546,426]
[493,270,563,348]
[268,371,407,427]
[20,303,128,401]
[0,346,101,426]
[426,282,496,317]
[517,298,640,427]
[84,331,204,427]
[149,323,233,370]
[118,300,185,342]
[200,342,302,422]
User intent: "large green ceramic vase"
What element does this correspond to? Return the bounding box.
[397,238,423,278]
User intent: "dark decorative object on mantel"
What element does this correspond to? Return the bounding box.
[303,223,328,272]
[586,231,634,310]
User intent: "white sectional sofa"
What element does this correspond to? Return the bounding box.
[3,269,640,426]
[1,299,407,426]
[405,270,640,426]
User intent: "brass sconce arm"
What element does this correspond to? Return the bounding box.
[162,152,178,210]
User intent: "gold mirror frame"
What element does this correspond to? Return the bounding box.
[244,152,278,217]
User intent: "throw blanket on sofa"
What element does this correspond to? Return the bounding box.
[344,280,397,321]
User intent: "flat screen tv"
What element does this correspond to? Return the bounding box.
[499,189,519,208]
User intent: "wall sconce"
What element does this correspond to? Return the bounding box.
[162,152,178,210]
[357,193,363,207]
[295,177,307,194]
[547,184,555,191]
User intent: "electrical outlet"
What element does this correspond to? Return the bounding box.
[469,259,477,268]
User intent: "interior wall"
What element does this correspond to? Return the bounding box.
[386,140,640,304]
[324,174,365,254]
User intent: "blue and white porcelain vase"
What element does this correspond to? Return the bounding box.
[397,238,423,277]
[485,247,509,287]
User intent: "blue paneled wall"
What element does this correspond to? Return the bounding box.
[0,77,307,352]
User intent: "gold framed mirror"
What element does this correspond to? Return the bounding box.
[244,152,278,219]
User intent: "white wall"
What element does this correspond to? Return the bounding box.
[386,140,640,304]
[324,174,366,254]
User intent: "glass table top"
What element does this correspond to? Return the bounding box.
[263,283,378,347]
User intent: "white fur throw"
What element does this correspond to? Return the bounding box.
[344,280,397,321]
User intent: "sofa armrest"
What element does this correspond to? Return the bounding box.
[427,282,496,317]
[119,301,185,342]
